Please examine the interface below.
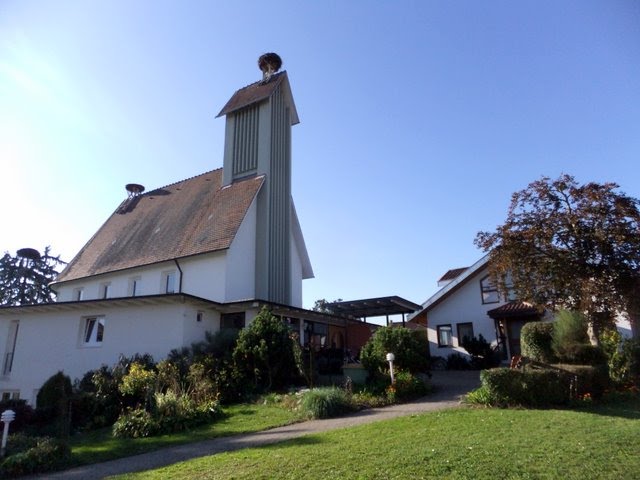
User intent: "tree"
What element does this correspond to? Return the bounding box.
[0,246,66,305]
[312,298,343,313]
[360,326,430,376]
[232,307,298,391]
[475,174,640,342]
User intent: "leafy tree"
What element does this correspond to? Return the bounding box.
[360,326,429,376]
[0,246,66,305]
[232,307,298,391]
[475,174,640,342]
[312,298,343,313]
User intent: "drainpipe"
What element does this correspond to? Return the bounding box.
[173,259,183,293]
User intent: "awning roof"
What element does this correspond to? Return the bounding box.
[327,296,421,319]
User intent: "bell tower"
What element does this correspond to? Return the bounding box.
[217,54,300,304]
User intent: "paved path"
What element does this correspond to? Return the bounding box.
[35,371,480,479]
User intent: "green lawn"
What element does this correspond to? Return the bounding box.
[69,402,299,466]
[109,398,640,480]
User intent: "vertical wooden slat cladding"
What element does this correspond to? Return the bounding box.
[232,106,259,177]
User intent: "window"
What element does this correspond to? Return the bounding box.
[101,283,111,299]
[437,325,453,347]
[164,272,176,294]
[0,391,19,401]
[196,311,204,322]
[221,312,245,330]
[129,277,141,296]
[74,288,84,301]
[82,317,105,346]
[457,322,474,346]
[3,320,19,375]
[480,276,500,304]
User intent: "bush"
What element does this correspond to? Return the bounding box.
[608,337,640,386]
[35,371,73,438]
[0,435,70,478]
[118,363,157,408]
[112,408,159,438]
[556,344,607,366]
[299,387,354,419]
[464,385,495,406]
[552,310,589,358]
[461,334,501,369]
[551,364,610,399]
[446,353,471,370]
[232,308,300,393]
[360,327,429,377]
[391,371,429,401]
[521,322,556,362]
[480,368,569,407]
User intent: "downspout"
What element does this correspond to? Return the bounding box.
[174,259,183,293]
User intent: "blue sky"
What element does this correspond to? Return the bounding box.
[1,1,639,320]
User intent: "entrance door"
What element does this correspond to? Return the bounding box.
[506,319,529,358]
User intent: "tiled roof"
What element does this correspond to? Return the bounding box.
[487,301,541,319]
[216,71,299,124]
[438,267,468,283]
[55,170,263,283]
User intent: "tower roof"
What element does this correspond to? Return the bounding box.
[216,71,299,124]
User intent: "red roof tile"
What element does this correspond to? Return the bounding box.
[438,267,468,283]
[487,301,541,319]
[55,170,263,283]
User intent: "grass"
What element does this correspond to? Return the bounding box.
[69,402,299,466]
[109,397,640,479]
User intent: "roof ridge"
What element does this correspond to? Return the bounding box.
[144,168,223,194]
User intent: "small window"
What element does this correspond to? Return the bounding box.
[101,283,111,299]
[1,391,19,401]
[457,322,474,346]
[74,288,84,301]
[221,312,245,329]
[82,317,105,346]
[165,272,176,294]
[196,311,204,322]
[480,276,500,304]
[129,277,141,296]
[437,325,453,347]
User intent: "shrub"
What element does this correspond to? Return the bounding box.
[0,435,70,478]
[461,334,501,369]
[556,344,607,366]
[552,310,589,357]
[520,322,556,362]
[360,327,429,377]
[299,387,354,419]
[391,371,429,401]
[608,337,640,386]
[446,353,471,370]
[552,364,610,399]
[112,408,159,438]
[480,368,569,407]
[118,363,157,408]
[464,385,495,406]
[35,371,73,438]
[233,307,299,392]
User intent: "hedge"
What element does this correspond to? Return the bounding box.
[520,322,555,363]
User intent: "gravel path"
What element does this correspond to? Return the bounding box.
[33,371,480,479]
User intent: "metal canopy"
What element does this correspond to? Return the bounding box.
[327,296,421,320]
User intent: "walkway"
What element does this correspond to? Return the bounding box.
[35,371,480,479]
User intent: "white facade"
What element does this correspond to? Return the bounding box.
[0,298,219,404]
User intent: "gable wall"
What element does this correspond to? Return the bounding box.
[427,267,503,358]
[225,198,257,302]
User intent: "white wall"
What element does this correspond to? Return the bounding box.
[225,198,257,302]
[0,301,219,405]
[289,228,303,308]
[180,253,227,301]
[427,268,501,358]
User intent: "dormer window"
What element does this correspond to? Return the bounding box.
[481,275,500,304]
[74,288,84,301]
[101,283,111,299]
[129,277,141,296]
[164,272,176,294]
